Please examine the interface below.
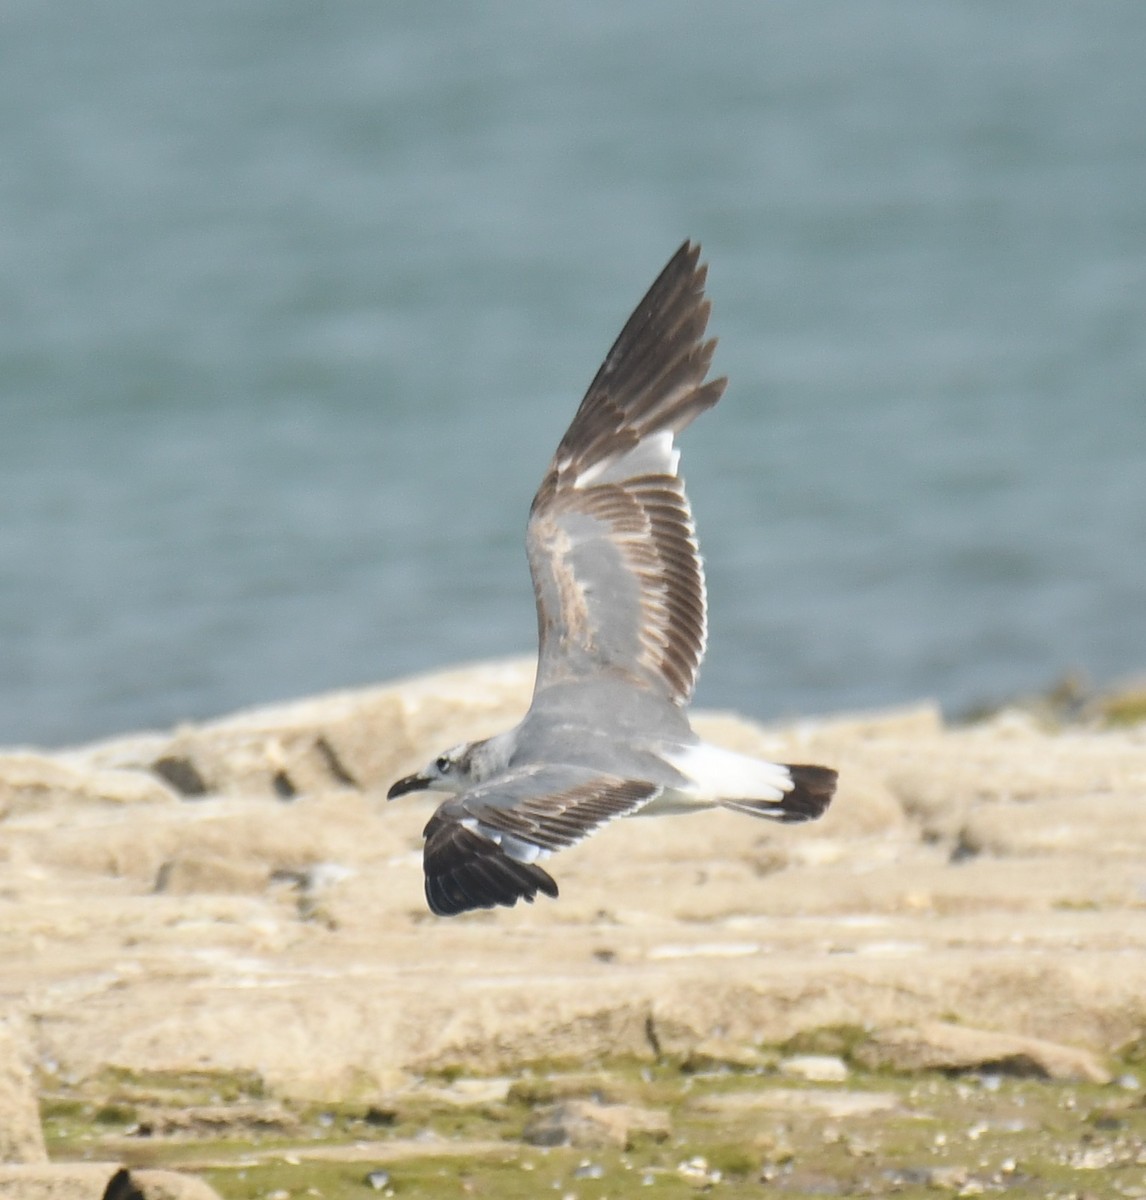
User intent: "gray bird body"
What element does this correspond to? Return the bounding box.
[388,242,837,916]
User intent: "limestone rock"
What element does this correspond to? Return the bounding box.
[522,1098,670,1149]
[120,1168,224,1200]
[681,1038,773,1073]
[0,1016,47,1164]
[2,657,1146,1104]
[0,753,175,819]
[79,657,538,803]
[0,1165,221,1200]
[956,793,1146,860]
[152,852,272,896]
[133,1102,300,1137]
[0,1163,118,1200]
[854,1021,1111,1083]
[694,1088,898,1118]
[777,1054,849,1082]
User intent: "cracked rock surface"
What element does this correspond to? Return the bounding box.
[2,657,1145,1102]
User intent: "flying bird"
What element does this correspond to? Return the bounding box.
[388,242,837,915]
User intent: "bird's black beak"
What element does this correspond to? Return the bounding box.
[387,772,432,800]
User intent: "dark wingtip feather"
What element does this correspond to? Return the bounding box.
[778,764,838,823]
[422,812,560,917]
[425,865,559,918]
[556,240,722,461]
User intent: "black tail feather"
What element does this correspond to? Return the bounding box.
[720,764,837,824]
[781,764,837,821]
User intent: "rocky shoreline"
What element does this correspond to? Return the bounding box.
[2,658,1145,1197]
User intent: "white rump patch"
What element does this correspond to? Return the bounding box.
[663,741,792,802]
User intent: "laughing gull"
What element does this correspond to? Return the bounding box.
[388,241,837,916]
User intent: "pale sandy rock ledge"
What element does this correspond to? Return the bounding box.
[0,1163,223,1199]
[1,656,1145,1108]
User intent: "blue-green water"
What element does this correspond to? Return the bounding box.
[3,2,1144,747]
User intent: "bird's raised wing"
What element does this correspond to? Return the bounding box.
[422,765,659,916]
[527,241,726,706]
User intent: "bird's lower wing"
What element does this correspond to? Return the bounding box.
[423,766,659,916]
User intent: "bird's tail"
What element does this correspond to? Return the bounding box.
[719,764,837,824]
[664,742,837,823]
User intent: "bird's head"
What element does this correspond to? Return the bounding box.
[386,742,474,800]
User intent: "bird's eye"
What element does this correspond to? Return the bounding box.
[435,755,451,773]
